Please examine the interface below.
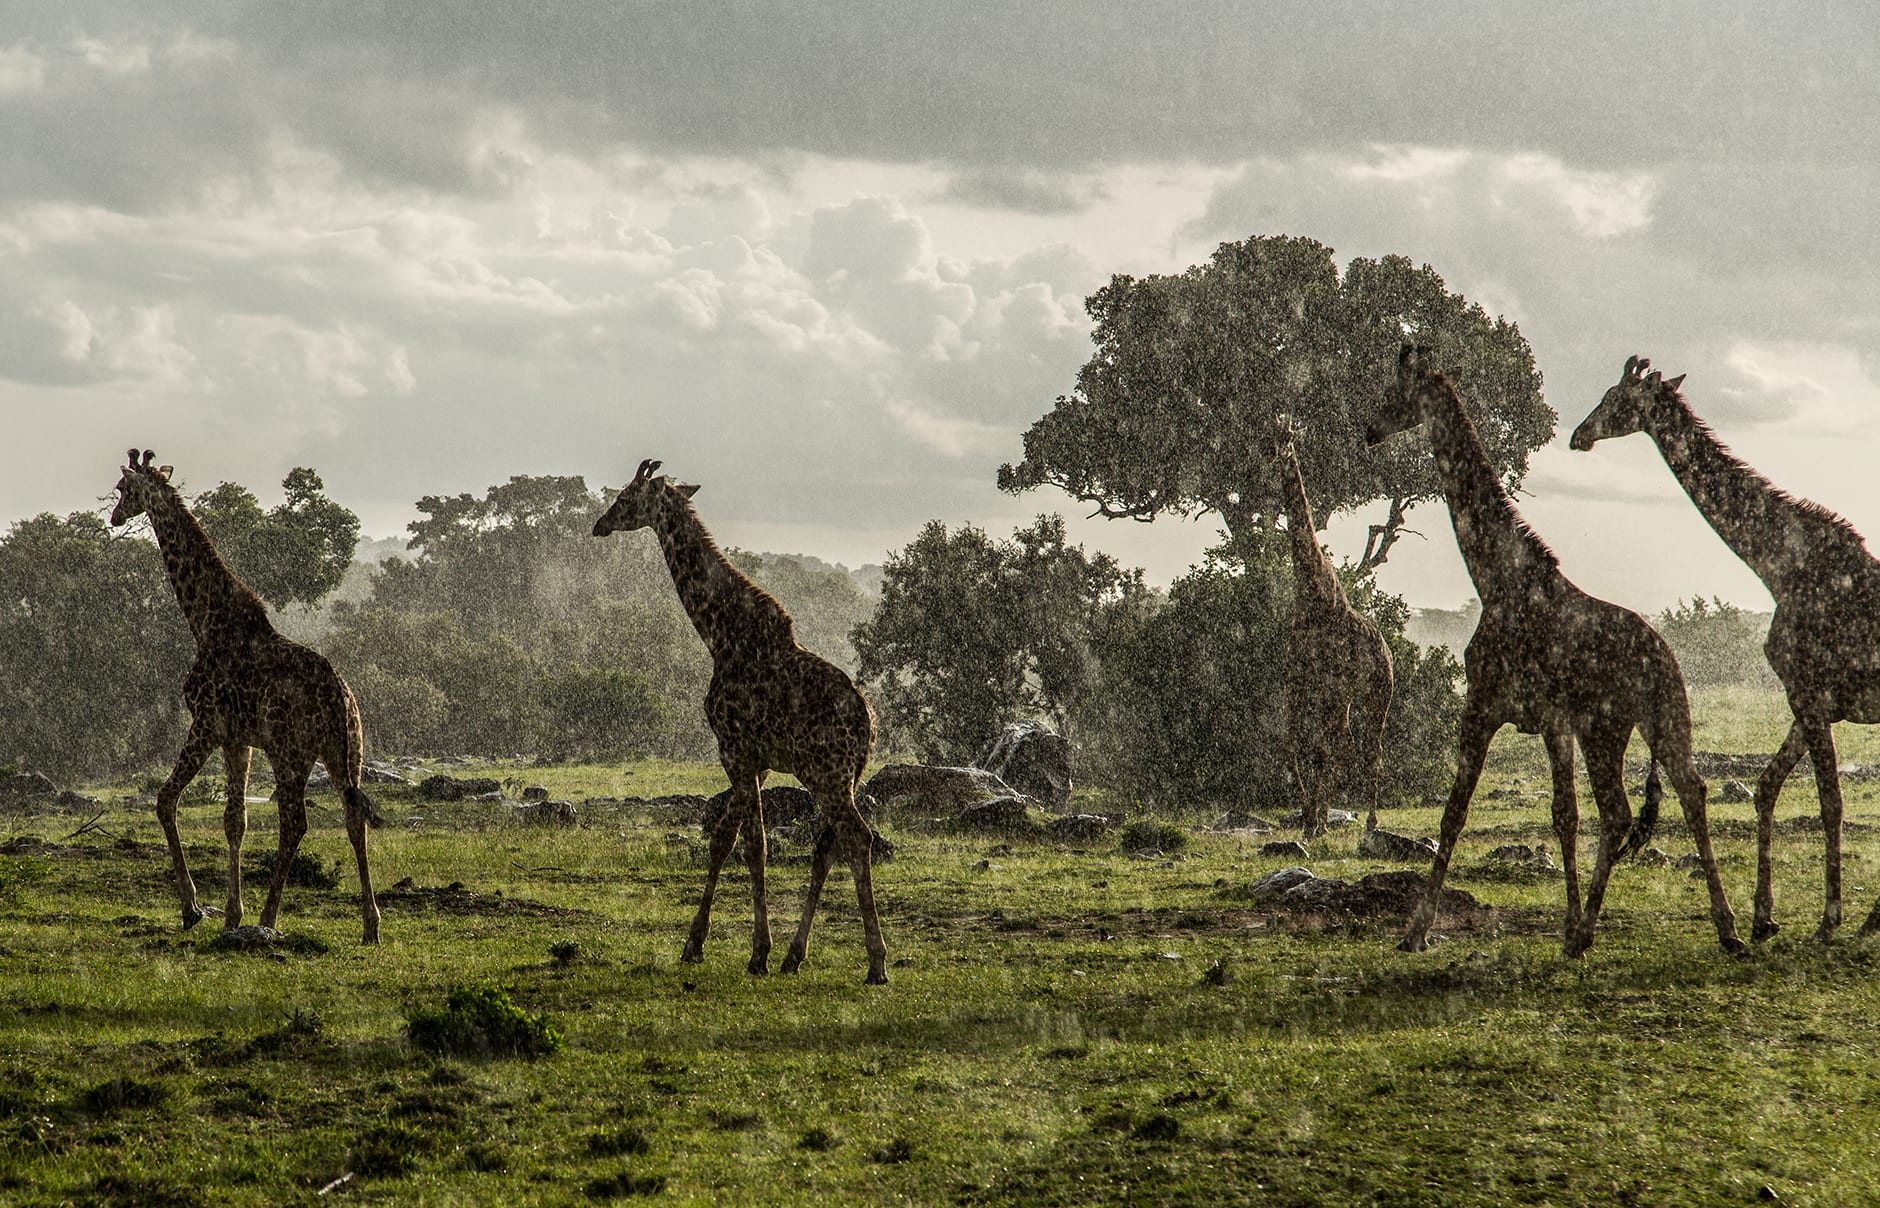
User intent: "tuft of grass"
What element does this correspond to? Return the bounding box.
[406,983,564,1060]
[1118,819,1189,854]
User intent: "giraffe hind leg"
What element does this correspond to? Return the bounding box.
[258,762,310,932]
[1751,723,1806,942]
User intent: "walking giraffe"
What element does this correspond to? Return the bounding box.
[1368,348,1742,956]
[1573,355,1880,941]
[109,449,382,943]
[592,459,887,984]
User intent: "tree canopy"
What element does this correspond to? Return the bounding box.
[999,235,1554,570]
[194,467,360,609]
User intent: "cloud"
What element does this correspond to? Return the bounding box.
[934,168,1108,216]
[1716,341,1880,435]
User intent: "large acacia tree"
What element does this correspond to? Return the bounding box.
[999,236,1553,570]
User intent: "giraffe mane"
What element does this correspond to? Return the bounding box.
[1667,381,1871,551]
[1427,368,1561,571]
[668,484,798,636]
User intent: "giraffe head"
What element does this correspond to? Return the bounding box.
[1364,344,1440,446]
[1260,412,1296,464]
[109,448,175,526]
[1569,355,1686,451]
[592,458,700,537]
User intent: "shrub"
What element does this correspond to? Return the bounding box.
[406,984,563,1060]
[1118,820,1189,854]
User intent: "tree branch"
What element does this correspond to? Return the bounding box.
[1357,496,1417,574]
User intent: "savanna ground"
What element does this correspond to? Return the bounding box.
[2,686,1878,1206]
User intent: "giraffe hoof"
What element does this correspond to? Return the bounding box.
[680,944,705,965]
[1812,925,1838,945]
[864,969,888,986]
[779,952,804,975]
[1395,936,1427,954]
[1720,936,1749,957]
[180,909,205,931]
[747,957,769,977]
[1750,919,1780,943]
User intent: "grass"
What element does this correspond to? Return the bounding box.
[1,689,1879,1203]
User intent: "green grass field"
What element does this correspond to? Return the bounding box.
[3,688,1879,1205]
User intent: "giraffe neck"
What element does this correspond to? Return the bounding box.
[143,482,271,650]
[1641,392,1826,591]
[1278,446,1345,611]
[650,492,794,662]
[1419,377,1560,606]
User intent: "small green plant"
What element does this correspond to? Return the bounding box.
[0,855,49,907]
[1118,820,1188,854]
[406,984,563,1060]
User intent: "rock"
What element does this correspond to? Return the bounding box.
[521,785,550,801]
[699,785,818,834]
[1358,828,1437,861]
[1488,842,1559,870]
[416,774,502,802]
[1630,846,1673,868]
[1674,853,1705,871]
[1280,876,1352,909]
[647,794,710,822]
[1247,866,1316,901]
[472,791,505,803]
[957,796,1035,834]
[513,800,578,826]
[974,720,1073,809]
[0,771,58,802]
[1049,814,1110,841]
[1260,840,1311,859]
[1280,808,1358,829]
[55,790,102,810]
[1208,811,1276,833]
[212,925,284,949]
[1720,780,1753,804]
[864,764,1018,815]
[362,762,409,785]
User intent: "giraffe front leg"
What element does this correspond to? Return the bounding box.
[1800,717,1844,941]
[1752,724,1806,942]
[156,728,216,930]
[740,780,771,976]
[221,745,251,930]
[684,781,753,966]
[1544,731,1581,938]
[1402,705,1493,952]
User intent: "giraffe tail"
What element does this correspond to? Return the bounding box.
[1618,763,1662,859]
[343,784,384,829]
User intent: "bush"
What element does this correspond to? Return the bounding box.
[1118,820,1190,854]
[406,984,563,1060]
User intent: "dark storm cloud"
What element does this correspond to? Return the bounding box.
[6,1,1875,215]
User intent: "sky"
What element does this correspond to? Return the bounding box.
[2,2,1877,613]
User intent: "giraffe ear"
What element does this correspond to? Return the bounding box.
[676,482,700,499]
[157,466,174,480]
[1665,374,1686,391]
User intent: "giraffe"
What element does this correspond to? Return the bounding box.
[1572,355,1880,941]
[592,459,887,984]
[1366,347,1743,956]
[108,449,381,943]
[1267,415,1394,839]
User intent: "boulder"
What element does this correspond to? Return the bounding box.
[1358,828,1437,861]
[1049,814,1110,842]
[1260,840,1311,859]
[0,771,58,802]
[513,800,578,826]
[1279,808,1358,829]
[520,784,550,802]
[956,796,1036,834]
[1208,811,1276,834]
[700,785,819,834]
[1247,866,1316,901]
[864,764,1017,815]
[974,720,1073,810]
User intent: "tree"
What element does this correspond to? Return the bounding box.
[0,512,191,780]
[194,467,360,609]
[1084,541,1463,814]
[852,516,1144,763]
[999,236,1553,570]
[1655,597,1774,689]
